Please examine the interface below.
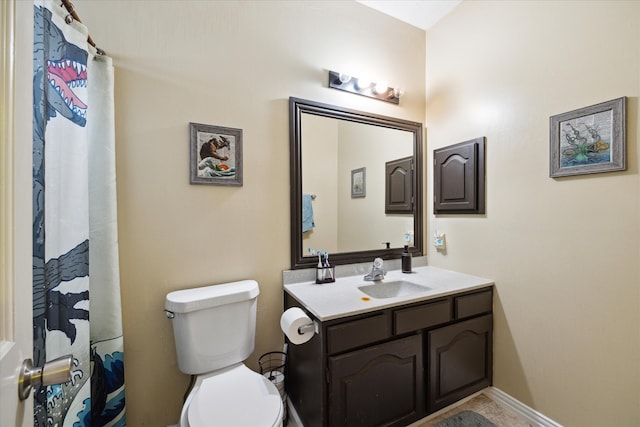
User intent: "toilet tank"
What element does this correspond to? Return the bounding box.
[165,280,259,375]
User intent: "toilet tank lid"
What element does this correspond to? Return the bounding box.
[165,280,259,313]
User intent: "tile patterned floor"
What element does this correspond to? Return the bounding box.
[411,393,534,427]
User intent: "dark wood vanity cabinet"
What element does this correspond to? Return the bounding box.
[427,314,492,413]
[329,334,424,427]
[284,287,493,427]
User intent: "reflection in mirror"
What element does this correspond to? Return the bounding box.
[290,97,423,269]
[302,114,413,252]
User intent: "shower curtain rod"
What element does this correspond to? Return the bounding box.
[60,0,105,55]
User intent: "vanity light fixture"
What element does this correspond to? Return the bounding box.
[328,70,402,104]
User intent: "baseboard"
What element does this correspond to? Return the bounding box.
[286,398,303,427]
[483,387,563,427]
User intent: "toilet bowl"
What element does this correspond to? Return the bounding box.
[180,364,283,427]
[165,280,283,427]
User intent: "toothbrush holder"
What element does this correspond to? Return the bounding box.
[315,266,335,284]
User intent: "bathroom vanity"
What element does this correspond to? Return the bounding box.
[283,266,494,427]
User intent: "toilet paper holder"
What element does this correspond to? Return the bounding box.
[297,321,317,335]
[281,307,318,345]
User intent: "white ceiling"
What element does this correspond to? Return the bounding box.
[356,0,462,30]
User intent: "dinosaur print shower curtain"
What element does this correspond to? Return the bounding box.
[33,1,126,425]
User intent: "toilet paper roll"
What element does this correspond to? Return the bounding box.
[280,307,314,345]
[263,371,285,394]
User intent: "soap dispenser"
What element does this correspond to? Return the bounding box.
[402,245,412,273]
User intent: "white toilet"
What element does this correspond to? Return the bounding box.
[165,280,284,427]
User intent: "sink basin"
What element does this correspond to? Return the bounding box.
[358,280,431,299]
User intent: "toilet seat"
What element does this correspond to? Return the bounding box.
[185,363,283,427]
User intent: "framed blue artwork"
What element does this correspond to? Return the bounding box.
[550,97,626,177]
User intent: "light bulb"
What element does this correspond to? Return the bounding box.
[354,78,371,91]
[393,88,405,98]
[373,81,389,94]
[338,73,351,84]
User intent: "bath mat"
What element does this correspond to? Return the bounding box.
[433,410,497,427]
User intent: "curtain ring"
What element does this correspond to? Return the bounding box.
[63,1,74,24]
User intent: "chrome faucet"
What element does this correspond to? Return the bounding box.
[364,257,386,281]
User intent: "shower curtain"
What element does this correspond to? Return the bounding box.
[32,1,126,425]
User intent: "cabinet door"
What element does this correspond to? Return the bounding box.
[329,334,424,427]
[385,156,413,213]
[428,314,493,412]
[433,137,485,214]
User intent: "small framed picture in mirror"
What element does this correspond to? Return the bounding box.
[351,167,366,198]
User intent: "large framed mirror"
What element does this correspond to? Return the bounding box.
[290,97,423,269]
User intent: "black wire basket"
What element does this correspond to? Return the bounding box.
[259,351,287,425]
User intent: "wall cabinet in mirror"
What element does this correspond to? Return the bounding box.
[290,97,423,269]
[385,156,414,214]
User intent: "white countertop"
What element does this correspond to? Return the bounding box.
[284,266,494,321]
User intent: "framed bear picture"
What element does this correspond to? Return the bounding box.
[189,122,243,186]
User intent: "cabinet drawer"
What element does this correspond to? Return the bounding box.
[327,312,391,354]
[455,289,492,319]
[394,299,451,335]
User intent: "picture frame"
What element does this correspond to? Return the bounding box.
[190,122,243,186]
[550,97,626,177]
[351,167,366,198]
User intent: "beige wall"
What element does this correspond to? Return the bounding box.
[426,1,639,426]
[78,1,425,425]
[302,116,414,254]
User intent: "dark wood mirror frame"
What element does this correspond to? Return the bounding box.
[289,97,424,269]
